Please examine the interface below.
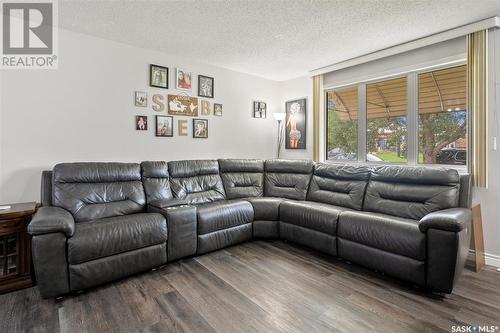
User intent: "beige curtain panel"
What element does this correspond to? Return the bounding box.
[467,30,487,188]
[312,75,322,161]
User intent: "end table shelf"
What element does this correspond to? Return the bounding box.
[0,202,37,294]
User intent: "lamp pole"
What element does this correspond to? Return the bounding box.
[277,119,283,158]
[273,112,286,159]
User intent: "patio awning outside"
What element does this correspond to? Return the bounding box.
[327,65,466,121]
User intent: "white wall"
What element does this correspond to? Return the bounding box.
[0,28,280,203]
[278,76,314,160]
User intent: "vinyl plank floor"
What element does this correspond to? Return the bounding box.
[0,240,499,333]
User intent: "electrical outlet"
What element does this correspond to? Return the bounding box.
[494,137,498,151]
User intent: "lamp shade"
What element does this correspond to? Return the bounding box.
[272,112,286,121]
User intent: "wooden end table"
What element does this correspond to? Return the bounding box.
[0,202,37,294]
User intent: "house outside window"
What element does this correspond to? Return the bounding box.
[325,64,467,168]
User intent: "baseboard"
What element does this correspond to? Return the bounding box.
[468,250,500,268]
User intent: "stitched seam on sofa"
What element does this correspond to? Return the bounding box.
[267,171,311,175]
[68,239,167,265]
[314,188,352,197]
[233,184,260,188]
[168,172,219,179]
[223,171,264,175]
[360,169,373,211]
[183,187,220,194]
[338,237,425,262]
[274,184,297,188]
[280,221,336,234]
[337,230,424,260]
[65,237,71,293]
[196,222,253,237]
[280,222,337,245]
[427,186,459,206]
[316,181,352,194]
[76,198,142,207]
[378,194,427,204]
[54,179,141,184]
[305,167,314,196]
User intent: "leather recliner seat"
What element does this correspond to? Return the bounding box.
[29,163,167,296]
[28,159,472,298]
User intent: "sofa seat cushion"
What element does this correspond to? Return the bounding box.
[245,197,287,221]
[338,211,425,260]
[197,200,254,235]
[68,213,167,265]
[280,201,347,236]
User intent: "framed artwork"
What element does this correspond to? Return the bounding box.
[201,100,211,115]
[214,103,223,116]
[150,64,168,89]
[176,68,192,91]
[198,75,214,98]
[253,101,267,118]
[134,91,147,107]
[193,118,208,138]
[178,119,188,136]
[168,94,199,116]
[135,115,148,131]
[156,116,173,137]
[285,98,307,149]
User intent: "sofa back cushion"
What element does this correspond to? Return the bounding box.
[264,159,314,200]
[168,160,226,204]
[458,174,472,208]
[41,170,53,207]
[219,159,264,199]
[307,163,370,210]
[141,161,173,204]
[52,162,145,222]
[364,166,460,220]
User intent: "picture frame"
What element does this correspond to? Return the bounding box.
[167,94,199,116]
[201,100,211,116]
[285,98,307,149]
[135,115,148,131]
[176,68,192,91]
[150,64,168,89]
[214,103,223,116]
[134,91,147,107]
[253,101,267,118]
[193,118,208,138]
[198,75,214,98]
[155,115,173,137]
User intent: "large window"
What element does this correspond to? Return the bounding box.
[326,86,358,161]
[367,77,407,163]
[418,65,467,165]
[325,64,467,167]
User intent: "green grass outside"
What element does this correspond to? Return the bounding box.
[372,151,425,163]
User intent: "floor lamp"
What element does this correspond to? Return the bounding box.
[273,112,286,158]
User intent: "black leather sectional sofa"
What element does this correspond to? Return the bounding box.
[28,159,472,298]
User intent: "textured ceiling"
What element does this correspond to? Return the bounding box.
[59,0,500,81]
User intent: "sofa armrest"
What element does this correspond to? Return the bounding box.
[148,198,190,210]
[419,208,472,233]
[28,206,75,237]
[147,203,197,261]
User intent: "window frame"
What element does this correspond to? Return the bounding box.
[324,84,360,162]
[324,60,468,172]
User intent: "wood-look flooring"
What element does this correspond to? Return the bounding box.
[1,240,499,333]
